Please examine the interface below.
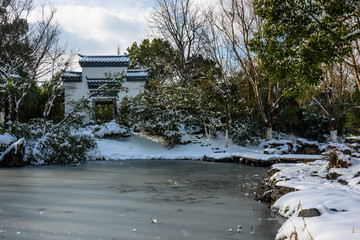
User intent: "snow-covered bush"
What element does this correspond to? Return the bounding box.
[92,120,128,138]
[0,132,16,152]
[230,118,264,146]
[31,127,95,165]
[163,130,182,148]
[10,119,45,139]
[8,115,96,165]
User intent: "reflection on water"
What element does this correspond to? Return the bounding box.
[0,160,280,240]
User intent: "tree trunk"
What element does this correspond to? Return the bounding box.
[330,130,338,143]
[225,128,229,148]
[4,94,12,130]
[203,118,211,140]
[350,53,360,92]
[265,82,274,141]
[266,127,272,141]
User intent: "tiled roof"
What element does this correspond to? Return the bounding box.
[126,69,148,82]
[62,71,82,82]
[79,54,130,67]
[87,78,119,89]
[87,69,147,88]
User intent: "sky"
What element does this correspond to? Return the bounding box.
[29,0,217,71]
[32,0,157,57]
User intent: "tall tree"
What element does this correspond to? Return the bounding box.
[148,0,206,85]
[0,0,33,128]
[215,0,283,140]
[202,8,242,146]
[127,38,176,84]
[0,1,74,126]
[251,0,360,142]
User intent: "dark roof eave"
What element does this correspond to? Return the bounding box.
[126,77,147,82]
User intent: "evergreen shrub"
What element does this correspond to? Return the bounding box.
[9,115,96,165]
[230,118,264,146]
[298,110,328,142]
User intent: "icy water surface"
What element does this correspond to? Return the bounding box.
[0,160,281,240]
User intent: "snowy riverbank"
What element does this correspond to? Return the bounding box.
[269,158,360,240]
[89,133,360,240]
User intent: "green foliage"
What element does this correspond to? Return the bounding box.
[118,96,134,128]
[0,1,33,74]
[95,103,114,123]
[31,125,95,166]
[251,0,358,95]
[10,118,44,140]
[163,130,182,148]
[9,99,96,165]
[274,97,300,133]
[230,118,264,146]
[344,90,360,135]
[127,38,176,83]
[297,109,328,142]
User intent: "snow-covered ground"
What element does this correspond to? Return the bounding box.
[87,132,322,162]
[88,132,360,240]
[87,133,263,161]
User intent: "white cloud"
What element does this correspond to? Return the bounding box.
[30,0,154,55]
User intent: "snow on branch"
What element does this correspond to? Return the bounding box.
[311,96,329,116]
[343,30,360,40]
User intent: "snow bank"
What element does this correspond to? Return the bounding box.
[271,158,360,240]
[88,133,264,161]
[0,133,15,146]
[89,133,324,164]
[92,120,127,137]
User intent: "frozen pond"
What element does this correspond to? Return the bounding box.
[0,160,281,240]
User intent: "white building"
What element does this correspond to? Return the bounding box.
[62,54,147,122]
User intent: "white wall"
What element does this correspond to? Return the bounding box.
[64,65,144,120]
[119,81,144,99]
[82,66,127,79]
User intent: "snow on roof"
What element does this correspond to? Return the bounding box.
[63,71,82,78]
[79,54,130,67]
[62,71,82,82]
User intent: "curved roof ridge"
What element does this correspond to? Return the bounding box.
[78,54,130,58]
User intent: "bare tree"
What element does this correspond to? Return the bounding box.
[148,0,205,85]
[201,8,241,147]
[215,0,284,140]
